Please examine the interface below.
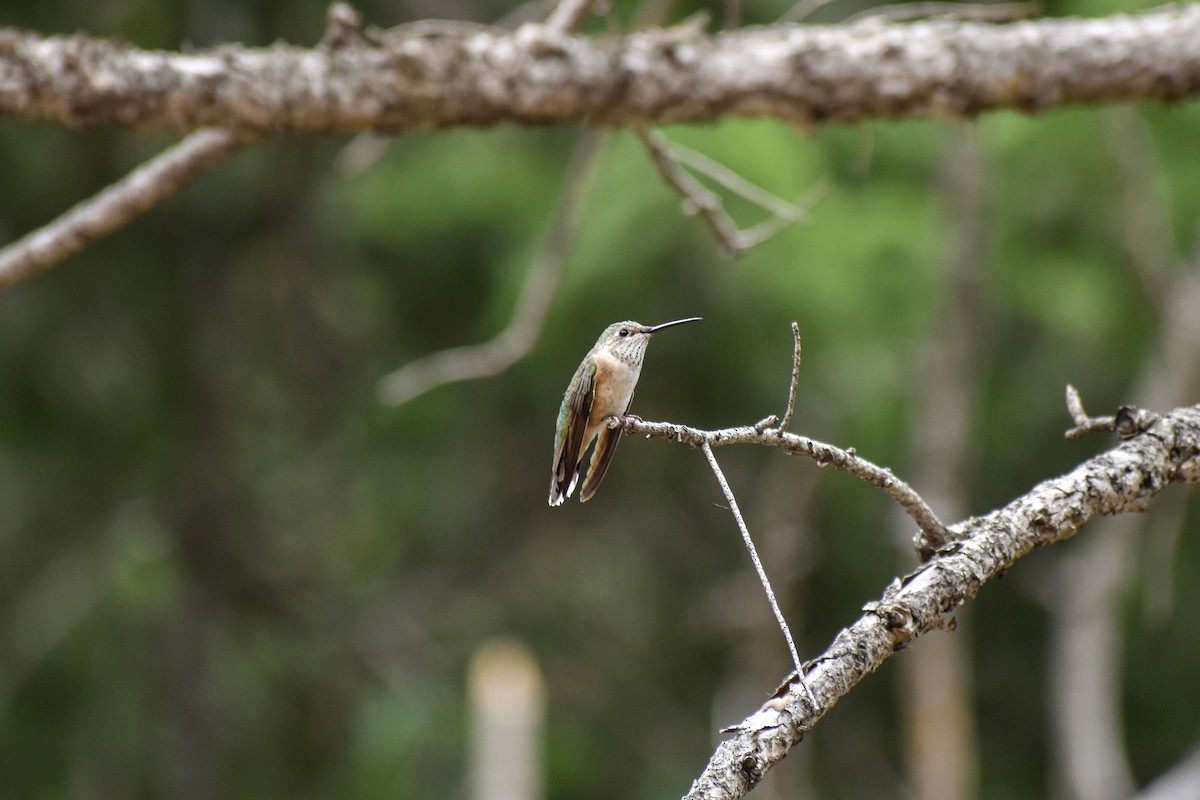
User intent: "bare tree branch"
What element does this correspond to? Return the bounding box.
[377,130,605,406]
[611,415,951,550]
[846,2,1043,24]
[1,6,1198,134]
[778,323,802,433]
[659,141,819,224]
[701,442,815,708]
[636,127,744,255]
[1137,743,1200,800]
[636,127,827,255]
[680,403,1200,800]
[544,0,597,35]
[0,127,254,289]
[1064,385,1162,441]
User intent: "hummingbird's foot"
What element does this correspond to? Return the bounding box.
[604,414,641,429]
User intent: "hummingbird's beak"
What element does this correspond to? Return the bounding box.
[648,317,702,333]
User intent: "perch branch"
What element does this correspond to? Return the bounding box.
[0,127,254,289]
[611,402,951,552]
[701,442,817,709]
[377,130,605,405]
[680,402,1200,800]
[2,6,1198,134]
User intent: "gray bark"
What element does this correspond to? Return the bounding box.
[1,5,1198,133]
[684,403,1200,800]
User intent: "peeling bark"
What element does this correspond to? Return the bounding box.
[1,5,1198,134]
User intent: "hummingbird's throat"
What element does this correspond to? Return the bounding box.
[610,335,649,366]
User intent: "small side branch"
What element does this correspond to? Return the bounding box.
[636,127,743,255]
[701,443,817,710]
[1064,384,1161,441]
[780,322,802,432]
[611,416,950,551]
[544,0,596,34]
[0,128,254,290]
[846,2,1042,23]
[635,128,827,256]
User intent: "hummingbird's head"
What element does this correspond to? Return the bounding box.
[597,317,702,366]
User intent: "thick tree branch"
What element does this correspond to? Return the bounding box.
[681,403,1200,800]
[0,127,254,288]
[1,5,1198,134]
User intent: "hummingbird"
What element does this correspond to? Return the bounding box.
[548,317,702,506]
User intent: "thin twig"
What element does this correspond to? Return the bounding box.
[0,128,255,290]
[377,130,606,405]
[636,129,828,256]
[846,2,1042,23]
[635,127,742,256]
[615,415,951,552]
[1064,384,1119,440]
[661,141,818,222]
[701,443,817,710]
[779,0,843,23]
[779,322,802,432]
[544,0,596,34]
[681,404,1200,800]
[1064,385,1160,442]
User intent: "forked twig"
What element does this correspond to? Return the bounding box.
[701,443,817,710]
[1064,384,1160,441]
[636,127,741,254]
[635,127,826,256]
[377,130,606,405]
[1064,384,1116,439]
[0,128,255,290]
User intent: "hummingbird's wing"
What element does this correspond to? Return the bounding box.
[548,360,595,505]
[579,393,630,503]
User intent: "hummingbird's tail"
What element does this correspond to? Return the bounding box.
[548,468,579,506]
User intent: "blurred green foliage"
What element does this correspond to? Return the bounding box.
[1,1,1199,798]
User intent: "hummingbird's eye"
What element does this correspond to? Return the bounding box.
[618,328,629,337]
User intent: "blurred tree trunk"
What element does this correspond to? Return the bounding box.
[898,125,985,800]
